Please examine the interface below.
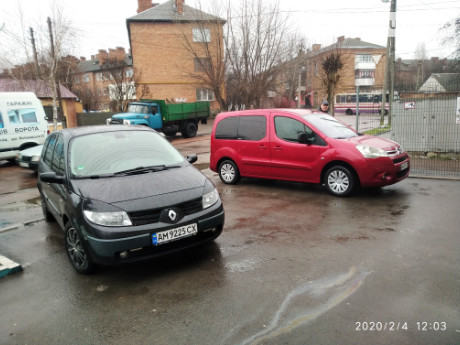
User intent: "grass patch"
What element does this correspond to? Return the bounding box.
[364,125,391,136]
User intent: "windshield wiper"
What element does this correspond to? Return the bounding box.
[115,165,166,175]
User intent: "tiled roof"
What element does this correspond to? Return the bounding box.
[315,38,385,55]
[0,78,78,99]
[431,73,460,91]
[127,0,225,23]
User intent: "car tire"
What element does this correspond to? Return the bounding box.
[345,109,354,115]
[181,122,198,138]
[40,195,54,222]
[324,166,355,197]
[64,222,95,274]
[218,160,241,185]
[163,129,177,137]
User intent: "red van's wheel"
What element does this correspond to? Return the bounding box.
[324,166,355,197]
[218,160,241,184]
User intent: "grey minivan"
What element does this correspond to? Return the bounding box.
[38,125,224,274]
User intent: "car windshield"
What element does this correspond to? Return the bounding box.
[303,113,358,139]
[127,104,149,114]
[69,130,185,177]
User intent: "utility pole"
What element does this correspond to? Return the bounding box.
[380,0,396,126]
[29,28,40,77]
[47,17,65,129]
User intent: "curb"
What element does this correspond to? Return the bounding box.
[0,255,23,278]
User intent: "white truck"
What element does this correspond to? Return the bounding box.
[0,92,49,161]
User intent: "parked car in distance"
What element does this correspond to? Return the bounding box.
[38,125,224,274]
[16,144,43,172]
[210,109,410,197]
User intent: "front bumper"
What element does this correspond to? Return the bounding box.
[358,154,410,188]
[83,206,224,265]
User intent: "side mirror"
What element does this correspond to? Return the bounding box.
[186,154,198,164]
[298,132,315,145]
[40,171,65,184]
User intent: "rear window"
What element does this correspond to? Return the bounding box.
[215,115,266,141]
[215,116,238,139]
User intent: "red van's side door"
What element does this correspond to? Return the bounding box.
[269,113,328,183]
[236,114,271,178]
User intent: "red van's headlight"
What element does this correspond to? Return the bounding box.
[355,145,389,158]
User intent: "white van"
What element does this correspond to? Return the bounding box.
[0,92,49,161]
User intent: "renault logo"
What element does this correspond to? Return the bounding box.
[168,209,178,222]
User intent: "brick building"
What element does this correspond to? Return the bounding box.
[306,36,387,109]
[127,0,225,110]
[72,47,133,111]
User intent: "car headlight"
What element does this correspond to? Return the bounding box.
[123,119,131,125]
[32,155,40,162]
[83,210,132,226]
[356,145,389,158]
[202,188,220,209]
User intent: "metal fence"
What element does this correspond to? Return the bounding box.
[343,86,460,180]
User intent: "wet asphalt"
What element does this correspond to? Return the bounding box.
[0,119,459,345]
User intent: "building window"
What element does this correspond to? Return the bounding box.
[356,54,372,63]
[196,88,214,101]
[194,58,210,71]
[96,73,102,81]
[74,76,80,84]
[193,28,211,42]
[355,69,375,79]
[126,68,133,78]
[82,74,90,83]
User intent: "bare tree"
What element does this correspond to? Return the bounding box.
[224,0,301,109]
[176,2,227,110]
[441,16,460,63]
[72,85,103,112]
[320,52,344,115]
[101,60,149,112]
[1,1,79,128]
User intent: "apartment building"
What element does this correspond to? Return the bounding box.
[127,0,225,110]
[306,36,387,108]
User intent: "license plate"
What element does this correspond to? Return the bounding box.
[19,162,30,168]
[400,162,408,171]
[152,223,197,245]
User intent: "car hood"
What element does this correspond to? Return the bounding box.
[70,165,207,211]
[344,135,400,151]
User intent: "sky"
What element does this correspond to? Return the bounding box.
[0,0,459,67]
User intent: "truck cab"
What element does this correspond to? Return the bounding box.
[108,102,162,129]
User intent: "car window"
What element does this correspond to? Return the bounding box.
[7,108,38,123]
[215,116,239,139]
[70,130,185,177]
[274,116,312,142]
[237,115,266,141]
[0,111,4,128]
[42,135,58,166]
[51,136,65,175]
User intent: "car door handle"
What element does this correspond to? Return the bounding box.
[273,146,282,151]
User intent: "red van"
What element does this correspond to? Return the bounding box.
[210,109,410,197]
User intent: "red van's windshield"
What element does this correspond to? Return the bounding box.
[303,114,358,139]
